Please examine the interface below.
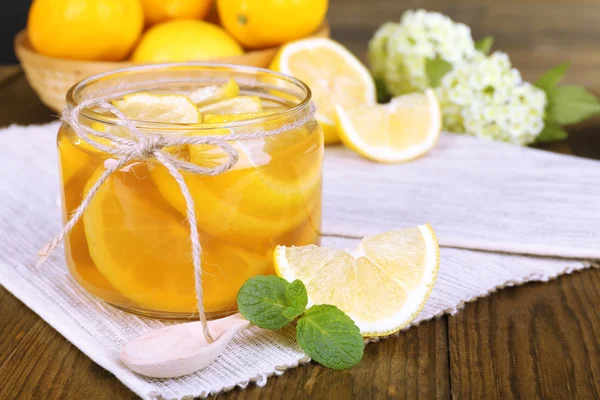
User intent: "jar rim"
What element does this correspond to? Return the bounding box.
[65,62,313,130]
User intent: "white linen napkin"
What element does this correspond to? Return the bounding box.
[0,122,597,399]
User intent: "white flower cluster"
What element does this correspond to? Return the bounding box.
[368,9,548,145]
[436,52,547,145]
[368,9,477,95]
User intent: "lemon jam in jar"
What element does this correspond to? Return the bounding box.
[58,64,323,318]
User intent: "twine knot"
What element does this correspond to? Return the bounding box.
[37,97,315,344]
[131,134,164,159]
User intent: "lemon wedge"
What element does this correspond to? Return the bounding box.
[274,224,440,337]
[188,79,240,106]
[197,95,263,115]
[112,92,200,123]
[335,90,441,163]
[270,38,376,144]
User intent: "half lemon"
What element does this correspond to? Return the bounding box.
[270,38,376,144]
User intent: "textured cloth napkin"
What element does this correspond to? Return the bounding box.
[0,122,598,399]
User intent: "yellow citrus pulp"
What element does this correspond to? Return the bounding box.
[274,224,440,337]
[335,90,442,163]
[270,38,376,144]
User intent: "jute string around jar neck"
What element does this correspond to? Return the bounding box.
[37,98,316,343]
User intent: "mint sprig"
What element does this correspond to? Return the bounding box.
[237,276,364,370]
[237,275,297,329]
[534,63,600,143]
[283,279,308,319]
[296,305,364,370]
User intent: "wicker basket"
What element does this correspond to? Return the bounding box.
[15,23,330,112]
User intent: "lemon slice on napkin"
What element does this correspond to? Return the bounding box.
[274,224,440,337]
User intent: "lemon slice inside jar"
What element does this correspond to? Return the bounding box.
[188,79,240,106]
[197,95,263,115]
[112,92,200,123]
[82,163,271,313]
[150,118,323,242]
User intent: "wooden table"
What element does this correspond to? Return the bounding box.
[1,1,600,398]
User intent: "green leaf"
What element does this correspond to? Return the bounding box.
[282,306,303,320]
[296,305,364,370]
[281,280,308,320]
[535,121,568,143]
[285,279,308,312]
[534,63,569,93]
[425,57,453,88]
[548,85,600,125]
[474,36,494,55]
[237,276,296,329]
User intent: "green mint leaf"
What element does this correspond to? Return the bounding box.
[282,306,304,320]
[285,279,308,311]
[534,63,569,93]
[474,36,494,55]
[237,276,295,329]
[281,280,308,320]
[548,85,600,125]
[296,305,364,370]
[535,121,568,143]
[425,57,453,88]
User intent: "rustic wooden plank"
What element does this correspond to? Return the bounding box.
[0,290,448,400]
[0,286,40,368]
[0,318,137,400]
[219,318,450,400]
[448,268,600,399]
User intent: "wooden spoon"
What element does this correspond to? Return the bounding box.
[120,313,251,378]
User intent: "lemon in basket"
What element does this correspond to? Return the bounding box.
[28,0,143,61]
[132,20,243,63]
[141,0,214,25]
[218,0,328,49]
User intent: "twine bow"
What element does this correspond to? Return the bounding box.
[37,98,315,342]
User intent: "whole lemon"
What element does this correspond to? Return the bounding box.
[27,0,143,61]
[141,0,214,25]
[131,20,243,63]
[217,0,328,49]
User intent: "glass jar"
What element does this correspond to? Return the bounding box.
[58,64,323,319]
